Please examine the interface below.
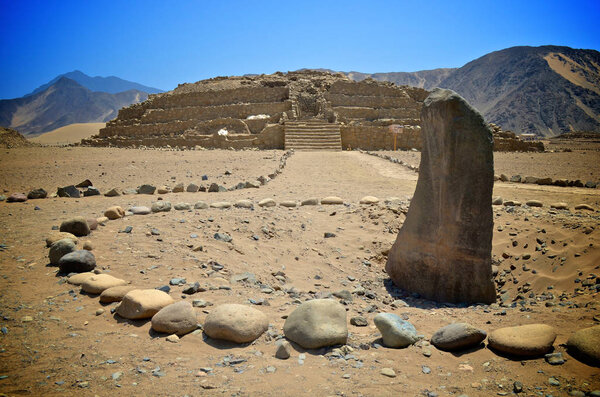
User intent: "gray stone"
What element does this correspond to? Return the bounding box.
[58,250,96,273]
[57,185,80,198]
[203,304,268,343]
[83,187,100,197]
[137,184,156,195]
[258,198,276,207]
[214,233,232,242]
[60,216,91,236]
[301,198,319,206]
[27,188,47,199]
[129,206,151,215]
[545,352,565,365]
[174,202,191,211]
[194,201,209,209]
[49,239,76,265]
[234,200,254,209]
[321,196,344,205]
[245,181,260,189]
[430,323,487,351]
[210,201,232,209]
[492,196,503,205]
[385,89,496,304]
[350,316,368,327]
[373,313,418,348]
[275,340,292,359]
[151,301,198,336]
[186,183,199,193]
[283,299,347,349]
[151,201,172,213]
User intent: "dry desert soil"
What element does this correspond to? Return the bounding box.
[0,143,599,396]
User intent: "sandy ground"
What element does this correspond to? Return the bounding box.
[29,123,105,145]
[0,146,599,396]
[380,140,600,183]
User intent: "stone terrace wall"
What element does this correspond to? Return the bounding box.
[341,125,422,150]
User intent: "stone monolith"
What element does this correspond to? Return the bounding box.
[385,88,496,304]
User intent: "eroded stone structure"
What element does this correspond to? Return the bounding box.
[83,71,427,150]
[385,89,496,304]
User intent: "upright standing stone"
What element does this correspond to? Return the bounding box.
[385,89,496,304]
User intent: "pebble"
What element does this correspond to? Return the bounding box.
[258,198,276,207]
[321,196,344,205]
[166,334,180,343]
[275,340,292,359]
[380,368,396,378]
[214,233,232,242]
[545,352,565,365]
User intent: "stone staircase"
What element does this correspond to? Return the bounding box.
[284,120,342,151]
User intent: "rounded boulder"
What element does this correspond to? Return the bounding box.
[49,238,76,265]
[151,301,198,336]
[99,285,139,303]
[488,324,556,357]
[204,303,268,343]
[116,289,174,319]
[431,323,487,351]
[80,274,128,294]
[567,325,600,366]
[374,313,418,348]
[58,250,96,274]
[283,299,347,349]
[59,217,90,236]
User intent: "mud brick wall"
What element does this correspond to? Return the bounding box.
[341,125,422,150]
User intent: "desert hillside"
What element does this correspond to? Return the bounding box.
[0,77,148,136]
[29,122,105,145]
[344,46,600,137]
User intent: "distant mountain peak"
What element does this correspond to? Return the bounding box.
[28,71,164,96]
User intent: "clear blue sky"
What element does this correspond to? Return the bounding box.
[1,0,599,99]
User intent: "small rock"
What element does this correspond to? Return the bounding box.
[550,202,569,210]
[359,196,379,205]
[137,184,156,195]
[48,239,76,265]
[574,204,594,211]
[60,217,90,236]
[104,188,120,197]
[258,198,276,207]
[526,200,543,207]
[151,201,172,213]
[194,201,209,209]
[27,188,47,199]
[186,183,199,193]
[430,323,487,351]
[234,200,254,209]
[350,316,368,327]
[301,198,319,206]
[174,202,191,211]
[58,250,96,273]
[545,352,565,365]
[321,196,344,205]
[214,233,232,242]
[130,206,151,215]
[166,334,180,343]
[380,368,396,378]
[210,201,232,209]
[374,313,418,348]
[275,340,292,359]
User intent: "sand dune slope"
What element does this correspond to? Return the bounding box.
[29,122,104,145]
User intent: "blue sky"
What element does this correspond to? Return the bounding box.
[0,0,599,99]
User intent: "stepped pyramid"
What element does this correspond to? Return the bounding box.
[84,71,427,150]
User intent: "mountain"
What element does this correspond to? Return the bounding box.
[0,77,148,136]
[345,69,456,90]
[29,70,164,96]
[340,46,600,137]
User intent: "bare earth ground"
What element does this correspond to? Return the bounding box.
[0,146,599,397]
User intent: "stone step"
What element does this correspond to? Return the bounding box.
[284,120,342,151]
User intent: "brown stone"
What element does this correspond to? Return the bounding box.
[99,285,138,303]
[151,301,198,336]
[116,289,174,319]
[385,89,496,304]
[104,206,125,220]
[567,325,600,366]
[203,304,268,343]
[80,274,128,294]
[488,324,556,357]
[45,232,78,247]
